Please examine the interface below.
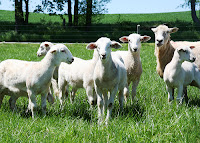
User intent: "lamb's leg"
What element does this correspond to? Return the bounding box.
[70,88,77,104]
[131,80,139,103]
[51,78,59,98]
[123,84,129,104]
[41,93,47,117]
[105,86,118,125]
[0,95,4,108]
[177,85,184,104]
[9,96,18,111]
[27,90,37,119]
[86,86,95,106]
[103,91,108,114]
[58,76,67,106]
[183,87,188,104]
[118,89,124,113]
[166,85,174,102]
[95,85,104,125]
[47,87,55,104]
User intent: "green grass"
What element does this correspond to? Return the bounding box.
[0,43,200,142]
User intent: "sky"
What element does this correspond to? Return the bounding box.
[0,0,190,14]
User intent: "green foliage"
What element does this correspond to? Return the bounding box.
[0,43,200,142]
[1,10,200,43]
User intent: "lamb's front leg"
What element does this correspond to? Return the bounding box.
[105,86,118,124]
[177,85,183,104]
[86,86,96,106]
[131,80,139,103]
[166,85,174,102]
[27,89,37,119]
[41,93,48,117]
[95,85,104,125]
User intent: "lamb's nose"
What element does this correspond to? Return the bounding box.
[101,54,106,59]
[157,39,163,43]
[71,58,74,63]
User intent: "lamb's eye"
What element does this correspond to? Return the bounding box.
[61,50,66,53]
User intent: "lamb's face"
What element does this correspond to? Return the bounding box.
[151,25,178,48]
[50,44,74,64]
[37,42,54,57]
[119,34,151,53]
[177,46,196,63]
[86,37,122,62]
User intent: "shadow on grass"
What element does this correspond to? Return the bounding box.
[187,96,200,107]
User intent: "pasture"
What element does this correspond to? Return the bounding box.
[0,42,200,142]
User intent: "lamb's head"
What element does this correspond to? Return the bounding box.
[119,34,151,53]
[37,42,54,57]
[86,37,122,62]
[151,25,178,48]
[176,46,196,63]
[50,44,74,65]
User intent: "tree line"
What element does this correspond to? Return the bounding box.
[7,0,110,32]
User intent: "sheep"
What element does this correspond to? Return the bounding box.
[58,48,99,106]
[0,44,74,118]
[163,46,200,103]
[37,42,60,101]
[87,37,128,124]
[151,24,200,102]
[112,33,151,103]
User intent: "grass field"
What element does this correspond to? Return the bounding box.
[0,42,200,142]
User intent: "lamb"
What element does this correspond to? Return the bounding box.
[112,33,151,102]
[87,37,128,124]
[37,42,60,100]
[151,24,200,102]
[163,46,200,103]
[58,46,99,106]
[0,44,74,118]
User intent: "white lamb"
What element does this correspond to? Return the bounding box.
[87,37,128,124]
[112,33,151,102]
[0,44,74,118]
[163,46,200,103]
[37,42,62,103]
[58,47,99,106]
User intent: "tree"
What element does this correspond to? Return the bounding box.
[181,0,200,24]
[15,0,24,31]
[74,0,79,26]
[86,0,92,27]
[191,0,200,24]
[68,0,72,26]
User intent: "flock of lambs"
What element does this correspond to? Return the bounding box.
[0,24,200,125]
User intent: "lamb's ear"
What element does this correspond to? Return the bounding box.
[50,49,57,54]
[140,36,151,42]
[168,27,179,33]
[119,36,128,43]
[44,43,50,47]
[190,46,195,49]
[111,41,122,49]
[86,43,97,50]
[151,28,157,33]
